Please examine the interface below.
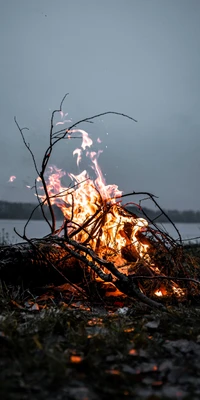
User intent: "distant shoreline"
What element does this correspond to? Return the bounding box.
[0,200,200,223]
[0,218,200,223]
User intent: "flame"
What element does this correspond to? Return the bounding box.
[154,284,185,298]
[37,124,185,299]
[55,111,72,126]
[8,175,16,182]
[172,285,185,297]
[38,127,150,260]
[154,290,163,297]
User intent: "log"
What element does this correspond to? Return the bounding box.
[0,241,85,288]
[0,240,168,310]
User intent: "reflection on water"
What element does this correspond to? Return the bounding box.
[0,219,200,244]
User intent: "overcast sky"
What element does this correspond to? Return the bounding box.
[0,0,200,210]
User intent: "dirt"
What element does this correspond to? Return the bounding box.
[1,244,200,400]
[1,290,200,400]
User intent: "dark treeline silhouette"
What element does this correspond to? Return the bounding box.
[126,206,200,223]
[0,201,63,220]
[0,201,200,223]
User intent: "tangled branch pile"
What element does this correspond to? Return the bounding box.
[1,94,200,310]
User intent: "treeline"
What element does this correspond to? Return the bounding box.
[0,201,63,220]
[0,201,200,223]
[126,206,200,223]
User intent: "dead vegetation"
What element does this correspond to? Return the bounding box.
[1,284,200,400]
[0,95,196,308]
[1,95,200,398]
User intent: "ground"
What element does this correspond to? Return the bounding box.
[1,287,200,400]
[1,243,200,399]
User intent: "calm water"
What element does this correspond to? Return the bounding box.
[0,219,64,244]
[1,219,200,244]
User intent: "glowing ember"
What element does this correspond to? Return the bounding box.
[8,175,16,182]
[39,126,149,259]
[155,284,185,298]
[172,285,185,297]
[129,349,137,356]
[154,290,163,297]
[70,355,82,363]
[37,123,185,299]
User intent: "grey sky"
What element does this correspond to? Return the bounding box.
[0,0,200,210]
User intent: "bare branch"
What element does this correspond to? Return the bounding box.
[130,275,200,286]
[14,117,40,176]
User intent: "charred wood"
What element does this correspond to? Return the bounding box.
[0,241,85,288]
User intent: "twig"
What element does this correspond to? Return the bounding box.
[14,93,194,310]
[14,117,40,176]
[52,110,137,139]
[130,275,200,286]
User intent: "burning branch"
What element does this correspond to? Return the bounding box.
[5,94,200,309]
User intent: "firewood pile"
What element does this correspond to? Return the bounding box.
[1,95,199,310]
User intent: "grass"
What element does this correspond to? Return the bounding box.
[0,228,12,245]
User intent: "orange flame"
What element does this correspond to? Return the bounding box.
[38,124,184,298]
[39,124,149,258]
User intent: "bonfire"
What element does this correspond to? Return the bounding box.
[1,94,200,310]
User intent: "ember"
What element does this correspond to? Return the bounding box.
[5,95,199,309]
[39,129,150,260]
[37,113,188,304]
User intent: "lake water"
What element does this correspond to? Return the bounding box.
[1,219,200,244]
